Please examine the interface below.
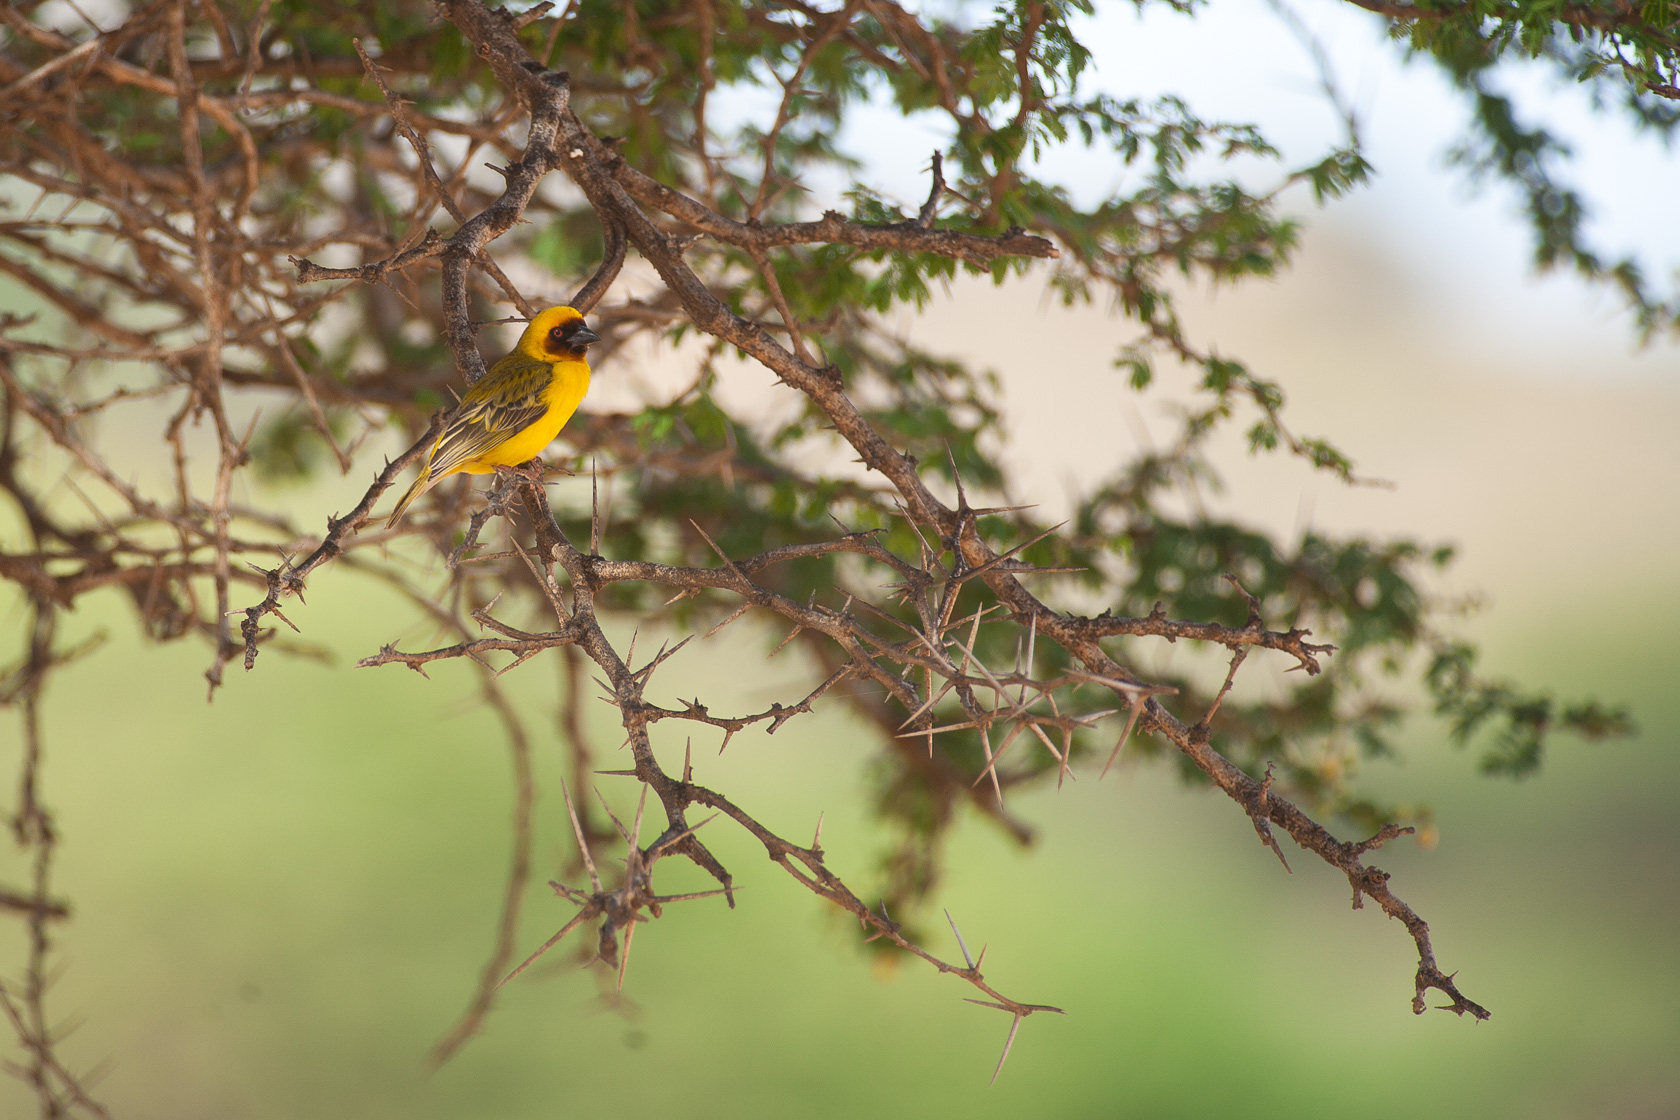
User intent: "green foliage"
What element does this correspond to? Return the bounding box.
[1426,641,1635,776]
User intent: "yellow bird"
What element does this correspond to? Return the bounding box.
[386,305,601,527]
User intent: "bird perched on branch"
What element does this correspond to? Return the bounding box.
[387,305,602,527]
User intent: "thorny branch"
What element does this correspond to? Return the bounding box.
[0,0,1583,1103]
[312,3,1493,1067]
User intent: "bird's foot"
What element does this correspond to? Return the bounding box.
[494,460,551,486]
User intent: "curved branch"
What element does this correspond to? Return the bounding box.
[239,412,446,670]
[569,210,626,314]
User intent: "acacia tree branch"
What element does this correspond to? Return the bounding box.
[421,0,1485,1023]
[237,411,447,669]
[1062,601,1336,674]
[615,166,1060,264]
[502,476,1062,1041]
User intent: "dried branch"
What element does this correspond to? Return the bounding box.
[239,411,447,670]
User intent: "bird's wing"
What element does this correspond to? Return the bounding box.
[425,358,553,477]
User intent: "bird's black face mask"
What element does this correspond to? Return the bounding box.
[547,318,602,359]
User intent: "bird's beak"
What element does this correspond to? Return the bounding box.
[570,325,602,347]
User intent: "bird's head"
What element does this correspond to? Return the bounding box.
[521,306,602,362]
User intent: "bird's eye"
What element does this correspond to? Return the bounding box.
[549,327,565,342]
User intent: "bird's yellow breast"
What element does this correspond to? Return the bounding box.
[458,358,591,473]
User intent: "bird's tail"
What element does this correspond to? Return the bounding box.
[386,467,435,528]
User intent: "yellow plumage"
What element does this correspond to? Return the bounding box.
[387,306,602,527]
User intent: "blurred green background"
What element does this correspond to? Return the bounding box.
[2,218,1676,1117]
